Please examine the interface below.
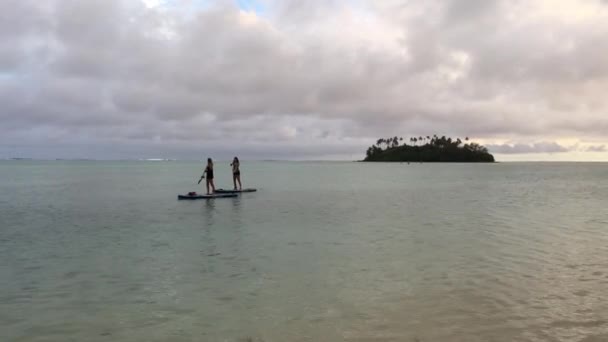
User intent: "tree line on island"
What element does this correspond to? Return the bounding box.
[364,135,494,162]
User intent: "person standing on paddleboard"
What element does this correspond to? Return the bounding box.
[230,157,242,191]
[201,158,215,194]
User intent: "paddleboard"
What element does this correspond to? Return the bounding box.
[178,193,237,200]
[214,188,257,194]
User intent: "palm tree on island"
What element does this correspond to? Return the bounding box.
[364,135,494,162]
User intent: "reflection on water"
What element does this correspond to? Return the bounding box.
[0,161,607,342]
[202,198,216,224]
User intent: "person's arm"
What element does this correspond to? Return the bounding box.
[197,168,206,184]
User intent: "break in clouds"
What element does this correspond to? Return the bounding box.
[2,0,608,160]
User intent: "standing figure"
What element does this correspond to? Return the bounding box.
[230,156,242,191]
[202,158,215,194]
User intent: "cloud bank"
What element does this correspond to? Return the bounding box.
[487,142,570,154]
[2,0,608,160]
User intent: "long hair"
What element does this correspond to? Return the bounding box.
[207,158,213,168]
[233,156,239,164]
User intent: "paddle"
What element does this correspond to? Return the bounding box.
[197,173,204,184]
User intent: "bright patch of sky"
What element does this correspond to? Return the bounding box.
[141,0,167,8]
[235,0,265,14]
[142,0,262,12]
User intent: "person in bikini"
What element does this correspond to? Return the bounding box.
[202,158,215,194]
[230,156,242,191]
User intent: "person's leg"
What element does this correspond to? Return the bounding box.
[236,174,242,190]
[210,179,216,193]
[206,179,210,195]
[233,174,237,190]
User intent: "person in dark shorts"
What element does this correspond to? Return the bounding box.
[230,156,242,190]
[202,158,215,194]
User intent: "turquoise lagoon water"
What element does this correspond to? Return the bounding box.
[1,161,607,341]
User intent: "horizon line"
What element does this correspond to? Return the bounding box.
[3,158,608,163]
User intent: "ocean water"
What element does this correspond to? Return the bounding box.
[1,160,607,342]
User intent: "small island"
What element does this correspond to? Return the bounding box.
[364,135,495,162]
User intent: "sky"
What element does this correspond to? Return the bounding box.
[2,0,608,161]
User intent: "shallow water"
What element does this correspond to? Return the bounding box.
[1,161,607,342]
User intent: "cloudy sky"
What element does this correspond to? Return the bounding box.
[2,0,608,161]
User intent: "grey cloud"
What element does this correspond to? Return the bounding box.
[488,142,570,154]
[587,145,606,152]
[0,1,52,70]
[443,0,500,25]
